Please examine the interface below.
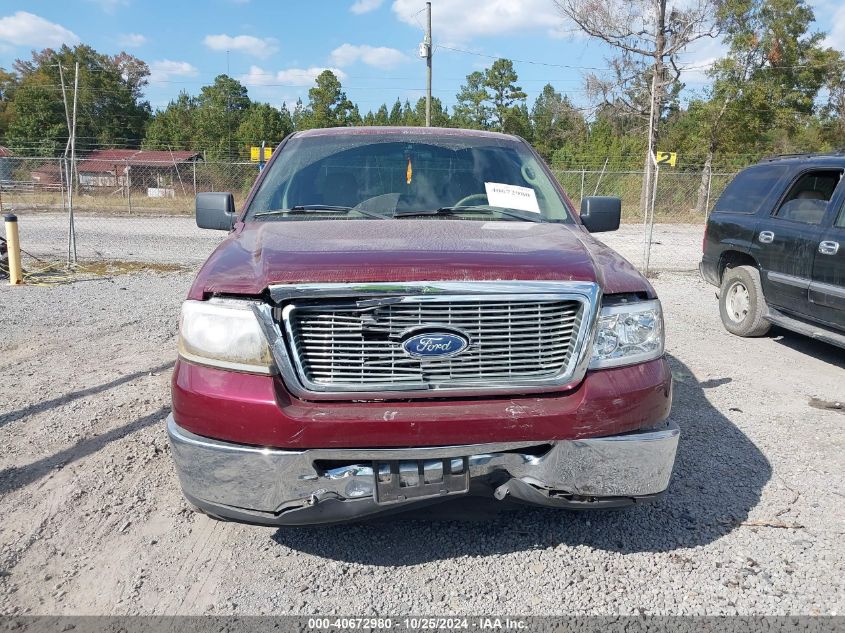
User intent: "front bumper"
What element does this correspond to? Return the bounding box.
[167,415,680,525]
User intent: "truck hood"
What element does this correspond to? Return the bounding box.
[188,219,652,300]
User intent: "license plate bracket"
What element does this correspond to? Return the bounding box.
[373,457,470,505]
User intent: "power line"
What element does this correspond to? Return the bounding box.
[438,44,845,73]
[436,45,610,71]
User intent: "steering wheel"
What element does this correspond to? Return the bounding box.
[453,193,488,207]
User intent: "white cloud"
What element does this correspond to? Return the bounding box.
[118,33,147,48]
[240,65,347,87]
[823,4,845,52]
[278,67,347,84]
[350,0,383,14]
[391,0,564,42]
[149,59,199,83]
[0,11,79,48]
[203,33,279,59]
[675,36,728,86]
[329,43,408,69]
[240,65,278,86]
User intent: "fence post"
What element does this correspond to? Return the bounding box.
[592,158,609,196]
[579,169,585,205]
[642,163,660,277]
[704,169,713,218]
[59,158,67,216]
[126,161,132,215]
[65,156,77,265]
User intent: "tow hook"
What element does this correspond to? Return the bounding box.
[493,482,510,501]
[307,489,329,506]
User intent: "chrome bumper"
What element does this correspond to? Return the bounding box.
[167,415,680,525]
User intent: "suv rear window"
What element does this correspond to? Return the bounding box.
[712,165,787,215]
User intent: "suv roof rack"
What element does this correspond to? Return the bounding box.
[758,149,845,163]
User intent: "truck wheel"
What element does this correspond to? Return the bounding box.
[719,265,771,337]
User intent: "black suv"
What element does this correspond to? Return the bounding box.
[700,154,845,349]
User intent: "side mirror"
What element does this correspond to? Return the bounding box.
[580,196,621,233]
[196,192,236,230]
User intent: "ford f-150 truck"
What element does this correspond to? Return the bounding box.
[168,127,679,525]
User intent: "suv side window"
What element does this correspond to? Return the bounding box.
[774,169,843,225]
[837,199,845,228]
[712,165,786,214]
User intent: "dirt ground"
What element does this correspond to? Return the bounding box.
[1,266,842,615]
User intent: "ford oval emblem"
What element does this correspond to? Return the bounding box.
[401,329,469,359]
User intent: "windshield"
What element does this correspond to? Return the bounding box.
[245,131,572,222]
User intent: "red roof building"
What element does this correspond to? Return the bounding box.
[74,149,202,191]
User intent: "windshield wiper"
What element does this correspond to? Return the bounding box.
[394,205,545,223]
[254,205,388,219]
[254,205,351,217]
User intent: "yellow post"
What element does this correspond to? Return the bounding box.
[4,214,22,285]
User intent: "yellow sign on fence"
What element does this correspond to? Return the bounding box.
[250,146,272,162]
[656,151,677,167]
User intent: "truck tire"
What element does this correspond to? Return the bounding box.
[719,265,771,337]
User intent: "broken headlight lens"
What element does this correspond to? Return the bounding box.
[178,299,275,374]
[589,299,664,369]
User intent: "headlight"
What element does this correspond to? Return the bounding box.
[589,299,664,369]
[178,299,275,374]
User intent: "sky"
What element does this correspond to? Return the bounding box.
[1,0,844,116]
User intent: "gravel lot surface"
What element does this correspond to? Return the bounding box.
[1,262,842,616]
[10,213,703,272]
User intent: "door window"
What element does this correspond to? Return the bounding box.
[774,169,843,225]
[836,200,845,228]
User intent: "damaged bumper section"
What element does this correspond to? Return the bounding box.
[167,415,680,525]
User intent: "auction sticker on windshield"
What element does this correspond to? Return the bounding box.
[484,182,540,213]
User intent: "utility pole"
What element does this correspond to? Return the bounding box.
[423,2,432,126]
[56,64,72,139]
[226,50,232,159]
[67,61,79,264]
[56,62,72,239]
[640,0,666,275]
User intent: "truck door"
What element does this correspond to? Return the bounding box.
[808,195,845,329]
[755,168,843,318]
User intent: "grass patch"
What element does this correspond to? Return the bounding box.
[16,258,190,285]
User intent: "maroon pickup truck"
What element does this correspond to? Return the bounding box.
[168,127,678,525]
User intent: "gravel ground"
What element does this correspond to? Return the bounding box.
[1,264,842,616]
[9,213,703,272]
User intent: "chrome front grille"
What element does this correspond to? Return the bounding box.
[283,297,587,391]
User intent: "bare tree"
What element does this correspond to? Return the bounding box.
[554,0,720,212]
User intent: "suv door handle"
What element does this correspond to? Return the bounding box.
[819,240,840,255]
[759,231,775,244]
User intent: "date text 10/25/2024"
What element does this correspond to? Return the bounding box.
[307,618,529,630]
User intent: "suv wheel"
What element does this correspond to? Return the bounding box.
[719,265,771,337]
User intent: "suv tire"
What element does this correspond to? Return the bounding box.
[719,265,771,337]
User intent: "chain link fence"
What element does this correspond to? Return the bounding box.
[552,167,737,274]
[0,155,260,274]
[0,156,258,215]
[0,153,738,276]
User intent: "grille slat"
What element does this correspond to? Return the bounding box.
[296,326,577,340]
[285,298,585,390]
[299,345,572,358]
